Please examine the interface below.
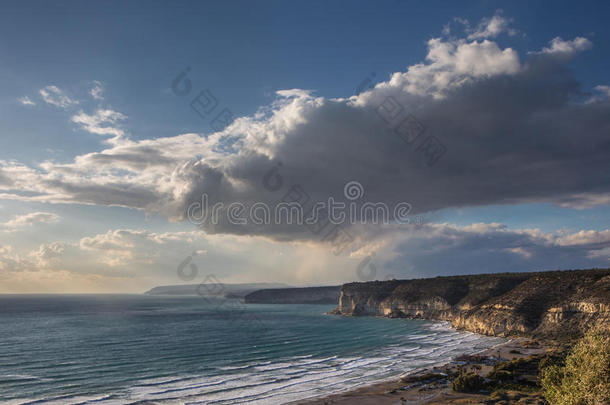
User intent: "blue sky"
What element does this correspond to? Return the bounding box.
[4,0,610,161]
[1,1,609,292]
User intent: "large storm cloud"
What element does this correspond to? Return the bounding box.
[1,16,609,248]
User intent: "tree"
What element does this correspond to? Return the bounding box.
[541,327,610,405]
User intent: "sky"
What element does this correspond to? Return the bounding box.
[1,0,609,293]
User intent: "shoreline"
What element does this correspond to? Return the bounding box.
[288,335,549,405]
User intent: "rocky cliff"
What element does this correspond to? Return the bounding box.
[245,286,341,304]
[331,269,610,339]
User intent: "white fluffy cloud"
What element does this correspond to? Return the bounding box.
[364,36,521,99]
[539,37,592,57]
[2,212,59,229]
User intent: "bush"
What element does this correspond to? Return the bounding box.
[452,371,486,392]
[538,351,566,371]
[488,356,540,383]
[540,327,610,405]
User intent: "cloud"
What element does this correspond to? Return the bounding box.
[71,109,127,139]
[3,212,59,229]
[0,244,30,273]
[372,223,610,278]
[39,85,79,108]
[18,96,36,106]
[0,227,349,292]
[0,14,607,250]
[537,37,592,58]
[90,80,104,100]
[467,11,517,40]
[368,37,520,99]
[0,222,608,292]
[594,85,610,98]
[587,85,610,103]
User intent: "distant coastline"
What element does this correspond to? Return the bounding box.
[144,282,290,299]
[146,268,610,339]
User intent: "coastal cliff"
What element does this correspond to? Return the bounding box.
[245,286,341,304]
[331,269,610,339]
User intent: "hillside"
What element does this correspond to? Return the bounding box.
[330,269,610,339]
[244,286,341,304]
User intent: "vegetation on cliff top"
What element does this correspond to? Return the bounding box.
[448,328,610,404]
[540,328,610,405]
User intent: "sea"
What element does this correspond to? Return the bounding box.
[0,295,504,404]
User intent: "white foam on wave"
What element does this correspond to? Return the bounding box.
[12,322,503,405]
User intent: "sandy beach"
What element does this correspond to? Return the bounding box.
[290,337,550,405]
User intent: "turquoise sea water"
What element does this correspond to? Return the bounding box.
[0,295,503,404]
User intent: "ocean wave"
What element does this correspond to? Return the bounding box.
[7,322,503,405]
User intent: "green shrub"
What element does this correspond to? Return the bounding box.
[538,351,566,371]
[400,372,445,383]
[487,356,540,383]
[452,371,486,392]
[540,328,610,405]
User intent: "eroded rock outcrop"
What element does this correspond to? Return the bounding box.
[331,269,610,338]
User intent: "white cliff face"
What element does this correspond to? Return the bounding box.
[336,290,383,315]
[538,302,610,330]
[332,270,610,338]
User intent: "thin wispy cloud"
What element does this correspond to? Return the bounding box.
[466,11,517,40]
[587,85,610,103]
[71,109,127,139]
[90,80,104,100]
[18,96,36,106]
[39,85,79,108]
